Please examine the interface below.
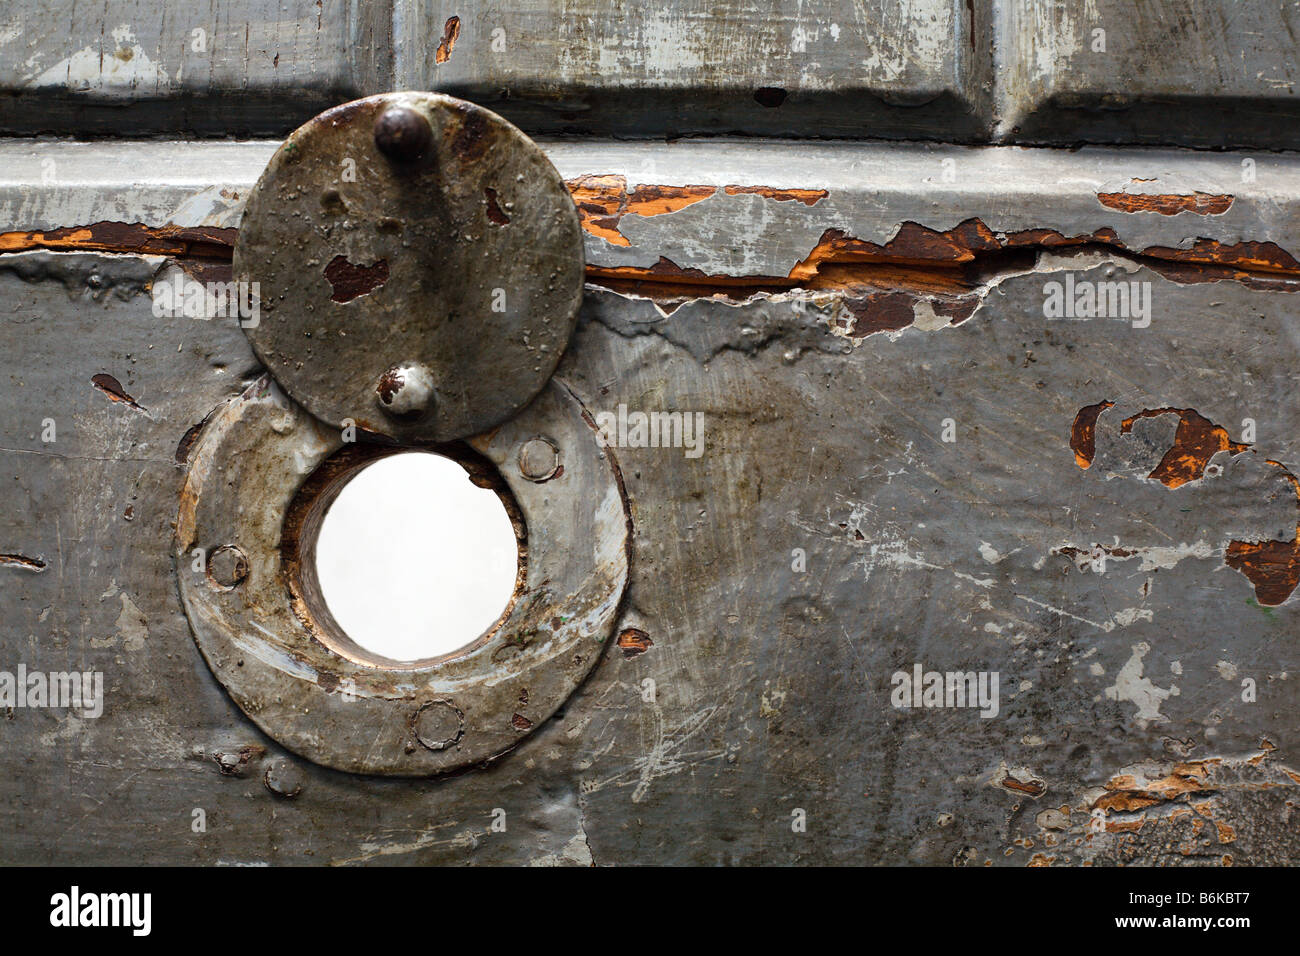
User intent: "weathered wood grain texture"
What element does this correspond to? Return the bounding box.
[0,0,392,135]
[406,0,994,139]
[3,1,1300,149]
[996,0,1300,149]
[1,141,1299,863]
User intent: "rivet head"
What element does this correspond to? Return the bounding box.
[375,362,436,418]
[373,107,433,162]
[413,700,465,751]
[263,760,304,798]
[518,437,559,482]
[207,545,249,590]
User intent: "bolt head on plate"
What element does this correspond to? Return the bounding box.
[373,107,433,162]
[376,362,437,418]
[518,437,560,482]
[207,545,249,590]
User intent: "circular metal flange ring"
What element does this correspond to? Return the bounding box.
[174,377,629,776]
[232,92,585,443]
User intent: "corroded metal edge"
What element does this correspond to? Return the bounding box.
[174,377,629,776]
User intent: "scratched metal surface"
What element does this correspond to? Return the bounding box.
[2,135,1299,864]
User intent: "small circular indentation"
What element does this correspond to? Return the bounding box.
[375,362,436,418]
[207,545,249,590]
[413,699,465,751]
[373,107,433,161]
[518,436,559,482]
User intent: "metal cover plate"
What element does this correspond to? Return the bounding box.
[233,91,584,442]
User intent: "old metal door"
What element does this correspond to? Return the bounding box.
[2,1,1299,868]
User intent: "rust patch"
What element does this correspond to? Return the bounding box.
[842,292,916,337]
[323,255,389,303]
[0,553,45,571]
[91,373,146,412]
[1144,237,1300,276]
[579,207,1300,307]
[374,367,403,404]
[14,209,1300,323]
[565,175,716,246]
[1069,400,1114,468]
[1092,761,1216,813]
[1225,463,1300,606]
[175,405,221,465]
[1001,775,1046,798]
[1069,404,1300,604]
[435,15,461,64]
[0,221,236,259]
[723,185,828,206]
[484,187,510,225]
[1106,817,1145,833]
[1098,192,1234,216]
[567,174,629,246]
[627,183,717,218]
[790,224,981,282]
[1119,408,1250,489]
[449,103,491,163]
[1225,538,1300,606]
[1056,544,1135,564]
[617,627,654,657]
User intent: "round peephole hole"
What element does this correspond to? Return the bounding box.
[312,451,521,664]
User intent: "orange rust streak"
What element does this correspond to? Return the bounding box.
[566,174,629,246]
[435,15,461,64]
[10,210,1300,319]
[788,225,983,283]
[1001,777,1046,797]
[723,185,828,206]
[1106,817,1146,833]
[564,176,716,247]
[616,627,654,656]
[625,184,717,218]
[1098,191,1234,216]
[1144,238,1300,277]
[1069,400,1114,469]
[585,258,783,289]
[1092,762,1215,813]
[0,221,236,259]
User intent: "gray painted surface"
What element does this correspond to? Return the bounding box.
[1,136,1298,863]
